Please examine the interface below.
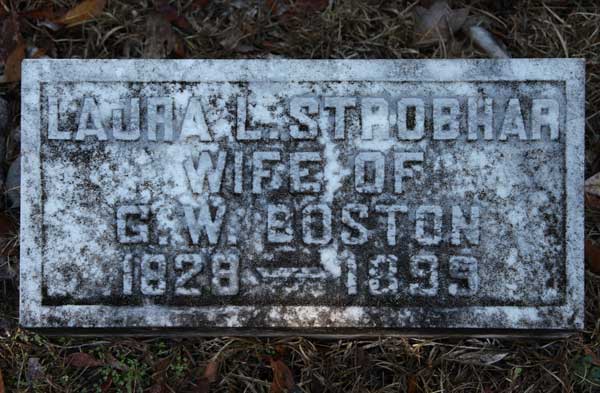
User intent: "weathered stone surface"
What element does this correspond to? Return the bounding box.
[20,59,585,331]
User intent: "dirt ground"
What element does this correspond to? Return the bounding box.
[1,0,600,392]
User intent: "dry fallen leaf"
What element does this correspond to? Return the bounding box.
[173,39,187,58]
[585,172,600,197]
[55,0,106,27]
[157,2,194,33]
[66,352,104,368]
[270,358,295,393]
[446,349,508,366]
[17,5,65,31]
[584,346,600,366]
[0,13,19,47]
[0,12,24,83]
[3,41,26,83]
[29,47,48,59]
[19,7,60,22]
[413,0,468,47]
[194,360,220,393]
[586,239,600,274]
[204,360,219,383]
[585,172,600,208]
[407,375,418,393]
[143,13,179,59]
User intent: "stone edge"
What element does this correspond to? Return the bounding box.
[19,59,585,330]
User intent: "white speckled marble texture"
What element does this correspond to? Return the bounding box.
[20,59,584,331]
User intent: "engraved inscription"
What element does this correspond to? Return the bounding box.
[36,76,570,311]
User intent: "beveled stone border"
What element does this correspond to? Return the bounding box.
[20,59,585,331]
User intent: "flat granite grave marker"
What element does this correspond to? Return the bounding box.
[20,59,584,332]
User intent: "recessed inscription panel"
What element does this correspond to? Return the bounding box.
[21,60,584,331]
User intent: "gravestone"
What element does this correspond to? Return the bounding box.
[20,59,584,332]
